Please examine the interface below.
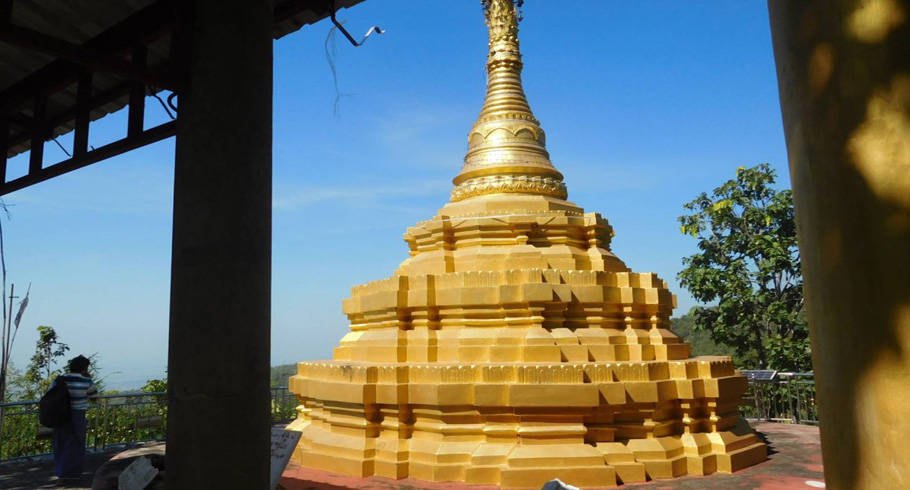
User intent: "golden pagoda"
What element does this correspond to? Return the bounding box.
[287,1,767,487]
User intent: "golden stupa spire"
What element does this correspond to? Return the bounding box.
[449,0,567,202]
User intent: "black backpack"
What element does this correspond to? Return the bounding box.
[38,376,71,428]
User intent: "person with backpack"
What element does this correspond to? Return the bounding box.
[49,354,98,480]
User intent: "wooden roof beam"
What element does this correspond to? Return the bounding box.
[1,119,176,192]
[4,80,134,152]
[0,0,175,115]
[0,22,175,89]
[274,0,331,24]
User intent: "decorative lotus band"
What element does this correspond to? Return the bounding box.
[450,174,568,202]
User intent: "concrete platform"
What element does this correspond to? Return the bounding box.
[0,449,125,489]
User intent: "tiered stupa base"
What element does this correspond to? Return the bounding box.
[287,1,766,486]
[289,357,765,488]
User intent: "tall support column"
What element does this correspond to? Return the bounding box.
[768,1,910,489]
[166,0,272,488]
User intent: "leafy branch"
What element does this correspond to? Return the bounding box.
[678,164,810,370]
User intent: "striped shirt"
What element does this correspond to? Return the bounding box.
[53,373,98,411]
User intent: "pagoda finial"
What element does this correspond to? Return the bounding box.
[449,0,567,202]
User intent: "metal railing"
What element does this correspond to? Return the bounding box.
[2,376,817,461]
[270,385,298,423]
[741,371,818,425]
[0,386,298,461]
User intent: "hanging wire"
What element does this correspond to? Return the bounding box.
[329,0,385,47]
[324,0,386,116]
[0,198,13,220]
[324,23,348,117]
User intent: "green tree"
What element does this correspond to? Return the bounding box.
[142,377,167,393]
[670,309,736,359]
[85,353,107,393]
[678,164,809,371]
[270,364,296,387]
[2,363,23,401]
[21,325,69,399]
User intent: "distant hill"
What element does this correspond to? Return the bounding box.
[271,363,297,387]
[670,312,736,358]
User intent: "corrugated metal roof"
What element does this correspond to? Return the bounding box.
[1,0,364,159]
[0,1,152,93]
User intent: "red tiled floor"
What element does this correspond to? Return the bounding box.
[280,422,825,489]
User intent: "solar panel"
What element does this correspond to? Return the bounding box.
[741,369,777,381]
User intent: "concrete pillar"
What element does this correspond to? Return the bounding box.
[768,1,910,488]
[166,0,272,488]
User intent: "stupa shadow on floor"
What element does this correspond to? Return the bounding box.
[751,427,779,456]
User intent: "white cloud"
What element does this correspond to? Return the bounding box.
[273,178,450,210]
[369,103,474,169]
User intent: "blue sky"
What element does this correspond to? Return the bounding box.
[3,1,788,391]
